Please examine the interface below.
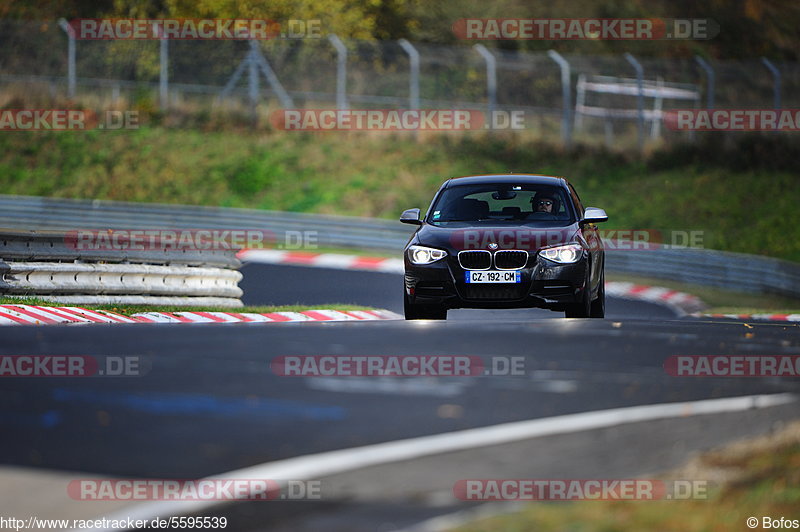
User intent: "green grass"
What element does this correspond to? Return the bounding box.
[1,129,800,262]
[0,296,373,316]
[455,423,800,532]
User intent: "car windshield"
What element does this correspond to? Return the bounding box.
[427,183,575,225]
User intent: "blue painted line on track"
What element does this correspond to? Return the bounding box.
[51,388,346,421]
[0,410,62,428]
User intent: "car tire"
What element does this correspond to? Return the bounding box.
[404,295,447,320]
[564,282,591,318]
[590,271,605,318]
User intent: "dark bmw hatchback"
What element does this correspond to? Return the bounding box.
[400,174,608,320]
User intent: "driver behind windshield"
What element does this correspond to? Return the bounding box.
[532,194,556,213]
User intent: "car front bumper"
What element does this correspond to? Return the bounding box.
[404,254,589,310]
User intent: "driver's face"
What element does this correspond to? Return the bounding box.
[535,199,554,212]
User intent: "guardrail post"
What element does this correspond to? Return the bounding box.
[473,44,497,119]
[398,39,420,110]
[761,57,781,109]
[57,18,76,99]
[694,55,715,109]
[604,119,614,148]
[624,52,645,153]
[328,34,348,110]
[547,50,572,148]
[651,76,664,139]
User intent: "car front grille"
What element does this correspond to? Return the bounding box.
[458,250,528,270]
[494,250,528,270]
[458,250,491,270]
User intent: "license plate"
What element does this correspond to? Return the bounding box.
[465,270,521,284]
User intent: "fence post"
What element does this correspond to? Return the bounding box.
[220,43,294,109]
[219,57,249,103]
[761,57,782,109]
[398,39,420,110]
[574,73,586,131]
[547,50,572,148]
[159,34,169,110]
[624,52,645,153]
[694,56,715,109]
[57,18,76,99]
[248,41,260,125]
[328,34,348,110]
[473,44,497,119]
[251,47,294,108]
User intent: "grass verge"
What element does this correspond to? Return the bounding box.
[455,421,800,532]
[2,129,800,262]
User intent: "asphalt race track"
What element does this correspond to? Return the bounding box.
[1,263,799,531]
[238,262,678,320]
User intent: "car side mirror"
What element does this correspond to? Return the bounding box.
[400,208,423,225]
[582,207,608,224]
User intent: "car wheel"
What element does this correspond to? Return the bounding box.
[564,282,591,318]
[404,294,447,320]
[590,271,605,318]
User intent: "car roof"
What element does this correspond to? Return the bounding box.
[442,174,569,188]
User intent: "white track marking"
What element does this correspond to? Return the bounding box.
[72,393,796,532]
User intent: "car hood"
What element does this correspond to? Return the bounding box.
[414,223,582,253]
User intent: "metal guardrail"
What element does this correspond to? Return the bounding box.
[0,227,243,307]
[0,230,239,268]
[605,248,800,299]
[1,195,798,299]
[0,195,417,252]
[1,262,241,297]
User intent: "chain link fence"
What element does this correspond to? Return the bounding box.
[1,20,798,146]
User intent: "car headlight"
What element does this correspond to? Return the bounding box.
[539,244,583,263]
[408,245,447,264]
